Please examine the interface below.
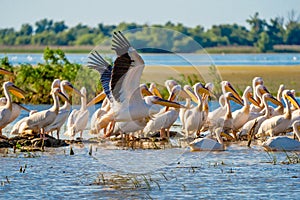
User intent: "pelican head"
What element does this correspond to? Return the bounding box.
[253,77,264,86]
[5,81,26,99]
[51,79,61,89]
[284,90,300,109]
[225,92,243,106]
[165,80,178,93]
[140,84,153,96]
[0,68,13,75]
[263,93,282,106]
[61,80,83,97]
[244,86,260,107]
[168,85,190,101]
[221,81,243,103]
[149,83,162,98]
[51,88,70,103]
[184,85,198,103]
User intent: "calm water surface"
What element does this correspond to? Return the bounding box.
[0,103,299,199]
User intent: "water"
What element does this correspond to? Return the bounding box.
[1,53,300,66]
[1,103,300,199]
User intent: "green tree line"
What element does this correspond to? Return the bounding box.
[0,48,101,104]
[1,11,300,52]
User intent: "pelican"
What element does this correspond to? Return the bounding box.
[0,81,26,135]
[88,31,183,132]
[203,81,242,132]
[211,92,243,140]
[149,83,162,98]
[189,127,224,151]
[65,87,89,139]
[231,86,260,138]
[19,87,69,139]
[250,77,265,112]
[256,90,300,139]
[0,97,30,124]
[143,84,189,138]
[179,85,193,131]
[238,93,281,139]
[262,119,300,151]
[183,82,211,137]
[10,110,38,135]
[44,80,82,139]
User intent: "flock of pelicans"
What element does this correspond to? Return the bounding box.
[0,31,300,152]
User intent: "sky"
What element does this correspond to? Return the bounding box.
[0,0,299,30]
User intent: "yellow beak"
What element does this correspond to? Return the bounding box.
[0,68,13,76]
[286,92,300,109]
[151,86,162,98]
[65,83,84,97]
[266,95,282,107]
[57,90,71,104]
[248,94,260,107]
[225,84,243,103]
[185,86,198,103]
[228,93,244,106]
[141,87,153,96]
[87,92,106,107]
[8,85,26,99]
[154,97,185,109]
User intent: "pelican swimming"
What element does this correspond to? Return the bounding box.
[65,87,89,139]
[44,80,82,139]
[262,119,300,151]
[189,127,224,151]
[19,87,69,139]
[256,90,300,139]
[88,31,183,132]
[0,81,26,135]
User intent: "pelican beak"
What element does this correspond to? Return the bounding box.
[259,86,270,95]
[185,86,198,103]
[0,68,13,76]
[266,95,282,107]
[285,92,300,109]
[154,97,185,108]
[248,93,260,107]
[225,84,243,103]
[57,90,71,104]
[168,91,177,101]
[65,83,83,97]
[8,85,26,99]
[229,93,244,106]
[151,85,162,98]
[87,92,106,107]
[141,87,153,96]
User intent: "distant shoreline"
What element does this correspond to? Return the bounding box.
[1,45,300,54]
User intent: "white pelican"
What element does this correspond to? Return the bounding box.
[262,120,300,151]
[19,87,69,139]
[143,84,189,138]
[0,81,26,135]
[0,97,30,124]
[65,87,89,139]
[204,81,242,132]
[179,85,193,131]
[231,86,260,138]
[211,92,243,140]
[238,93,281,139]
[88,31,183,132]
[189,127,224,151]
[44,80,82,139]
[250,77,265,112]
[183,82,210,137]
[256,90,300,139]
[10,110,38,135]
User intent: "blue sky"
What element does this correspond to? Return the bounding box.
[1,0,299,30]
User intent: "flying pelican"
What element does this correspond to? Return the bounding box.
[183,82,211,137]
[238,93,281,139]
[256,90,300,139]
[87,31,183,132]
[143,84,189,138]
[65,87,89,139]
[19,86,69,139]
[231,86,260,138]
[189,127,224,151]
[44,80,82,139]
[0,81,26,135]
[262,119,300,151]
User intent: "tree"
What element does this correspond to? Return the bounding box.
[246,12,267,43]
[35,18,53,33]
[257,32,272,52]
[52,21,68,33]
[19,23,33,36]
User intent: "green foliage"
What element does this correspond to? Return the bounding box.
[1,11,300,52]
[0,48,101,104]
